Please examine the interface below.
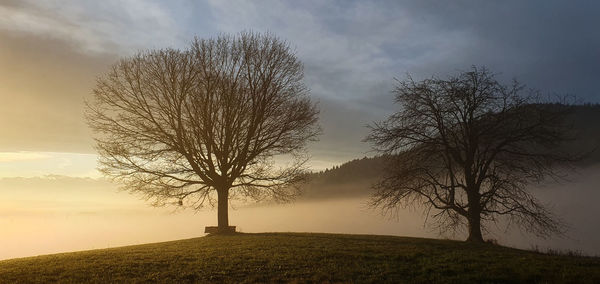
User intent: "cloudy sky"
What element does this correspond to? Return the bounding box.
[1,0,599,177]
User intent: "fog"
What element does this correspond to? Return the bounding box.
[2,165,600,260]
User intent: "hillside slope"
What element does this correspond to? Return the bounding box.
[1,233,599,283]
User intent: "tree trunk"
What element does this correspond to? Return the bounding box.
[217,188,229,232]
[466,212,484,242]
[466,190,484,242]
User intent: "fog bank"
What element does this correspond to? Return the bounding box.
[2,165,600,260]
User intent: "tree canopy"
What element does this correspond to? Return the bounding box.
[367,67,576,242]
[86,32,320,231]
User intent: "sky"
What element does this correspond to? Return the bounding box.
[1,0,600,177]
[1,0,600,259]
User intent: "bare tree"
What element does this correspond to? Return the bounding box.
[86,32,320,233]
[367,67,576,242]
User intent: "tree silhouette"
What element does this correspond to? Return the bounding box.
[86,32,320,232]
[367,67,576,242]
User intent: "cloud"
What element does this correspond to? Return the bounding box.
[0,0,599,167]
[0,0,189,154]
[391,1,600,97]
[0,0,182,54]
[205,0,401,101]
[0,152,98,178]
[0,152,50,162]
[205,0,600,101]
[0,32,111,152]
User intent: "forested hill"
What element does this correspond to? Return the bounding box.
[561,104,600,164]
[301,104,600,199]
[311,156,386,185]
[301,156,385,199]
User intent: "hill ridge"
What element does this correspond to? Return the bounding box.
[1,232,599,283]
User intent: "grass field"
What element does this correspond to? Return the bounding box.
[0,232,599,283]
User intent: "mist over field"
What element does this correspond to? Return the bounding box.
[2,163,599,260]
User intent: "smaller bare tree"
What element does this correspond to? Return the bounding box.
[367,67,577,242]
[86,32,320,232]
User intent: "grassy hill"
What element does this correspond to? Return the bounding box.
[1,233,599,283]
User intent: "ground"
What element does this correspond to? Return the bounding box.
[0,232,598,283]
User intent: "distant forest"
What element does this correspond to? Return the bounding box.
[301,104,600,199]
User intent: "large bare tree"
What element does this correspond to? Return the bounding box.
[367,67,576,242]
[86,32,320,232]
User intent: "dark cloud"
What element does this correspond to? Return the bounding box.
[394,1,600,99]
[301,0,600,164]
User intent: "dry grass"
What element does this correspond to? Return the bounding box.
[1,232,598,283]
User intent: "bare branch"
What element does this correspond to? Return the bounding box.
[86,32,320,228]
[367,66,576,242]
